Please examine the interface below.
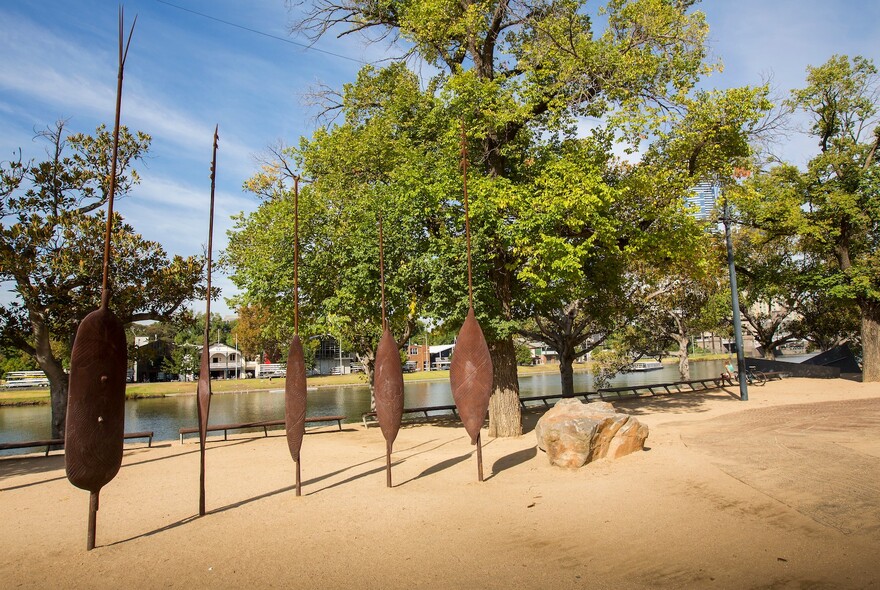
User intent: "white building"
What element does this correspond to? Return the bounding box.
[202,343,245,379]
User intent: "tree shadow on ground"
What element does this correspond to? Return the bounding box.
[0,443,203,492]
[0,454,65,482]
[610,387,742,416]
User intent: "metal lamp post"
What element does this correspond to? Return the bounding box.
[723,195,749,401]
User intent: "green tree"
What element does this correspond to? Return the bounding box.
[639,255,727,380]
[793,290,861,353]
[514,340,533,366]
[736,56,880,379]
[0,346,38,380]
[233,304,287,363]
[225,76,432,390]
[156,311,235,376]
[507,135,627,397]
[291,0,720,436]
[732,227,810,359]
[0,121,206,437]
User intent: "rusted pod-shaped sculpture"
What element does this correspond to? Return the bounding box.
[285,335,308,495]
[452,123,494,481]
[374,328,404,487]
[196,341,211,516]
[65,9,135,550]
[65,307,128,494]
[196,125,219,516]
[450,308,493,445]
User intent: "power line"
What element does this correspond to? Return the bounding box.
[154,0,367,65]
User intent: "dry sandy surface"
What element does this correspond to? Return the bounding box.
[2,378,879,589]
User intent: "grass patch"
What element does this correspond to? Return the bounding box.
[0,389,50,405]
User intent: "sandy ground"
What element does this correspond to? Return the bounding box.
[2,378,879,589]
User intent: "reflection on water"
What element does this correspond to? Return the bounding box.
[1,360,727,452]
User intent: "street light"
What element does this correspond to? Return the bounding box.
[691,180,748,401]
[723,196,749,401]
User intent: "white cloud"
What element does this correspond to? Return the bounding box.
[0,8,260,181]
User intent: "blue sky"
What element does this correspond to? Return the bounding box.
[2,0,878,317]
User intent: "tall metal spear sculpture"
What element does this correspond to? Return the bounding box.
[373,215,404,488]
[285,176,308,496]
[197,125,219,516]
[449,125,494,482]
[65,10,136,551]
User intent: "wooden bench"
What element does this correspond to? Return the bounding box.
[518,393,590,408]
[0,431,154,457]
[597,377,725,399]
[361,404,458,428]
[178,416,345,443]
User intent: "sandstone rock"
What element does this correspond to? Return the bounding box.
[535,399,648,468]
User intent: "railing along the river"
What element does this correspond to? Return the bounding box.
[518,376,734,408]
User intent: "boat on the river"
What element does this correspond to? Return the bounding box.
[629,361,663,372]
[1,371,50,389]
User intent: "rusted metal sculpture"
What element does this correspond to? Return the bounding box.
[373,216,404,488]
[197,125,219,516]
[65,10,136,551]
[449,126,494,482]
[285,176,308,496]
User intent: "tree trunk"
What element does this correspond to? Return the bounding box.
[360,352,377,411]
[558,344,575,398]
[36,348,69,439]
[487,337,521,438]
[676,336,690,381]
[31,314,70,439]
[48,375,69,439]
[860,301,880,382]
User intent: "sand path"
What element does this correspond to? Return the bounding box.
[2,378,879,589]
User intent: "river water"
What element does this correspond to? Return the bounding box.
[0,360,727,453]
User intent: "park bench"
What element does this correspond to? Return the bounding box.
[597,377,726,399]
[518,392,592,408]
[178,415,345,443]
[0,431,154,457]
[361,404,458,428]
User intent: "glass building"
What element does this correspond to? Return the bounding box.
[687,181,720,220]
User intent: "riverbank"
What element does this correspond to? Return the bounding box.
[0,356,731,406]
[0,363,572,405]
[2,377,878,589]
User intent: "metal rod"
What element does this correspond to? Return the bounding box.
[459,125,474,309]
[386,440,392,488]
[295,460,301,497]
[293,176,300,335]
[87,491,99,551]
[379,215,387,330]
[100,11,136,310]
[476,433,484,482]
[724,197,748,401]
[199,445,206,516]
[198,125,219,516]
[206,125,218,315]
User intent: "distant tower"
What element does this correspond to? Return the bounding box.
[687,181,720,220]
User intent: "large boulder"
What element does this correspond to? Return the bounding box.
[535,399,648,468]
